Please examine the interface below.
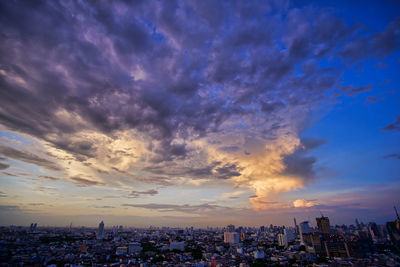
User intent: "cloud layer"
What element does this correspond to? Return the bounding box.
[0,0,399,212]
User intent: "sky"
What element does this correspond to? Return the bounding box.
[0,0,399,228]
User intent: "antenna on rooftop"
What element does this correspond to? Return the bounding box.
[316,207,323,217]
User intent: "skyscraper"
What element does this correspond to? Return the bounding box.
[29,223,37,232]
[299,221,311,245]
[278,228,294,248]
[355,218,360,229]
[316,216,331,234]
[387,206,400,252]
[368,222,380,239]
[277,233,287,247]
[97,220,105,239]
[284,228,295,242]
[300,221,311,234]
[294,217,299,234]
[224,224,239,243]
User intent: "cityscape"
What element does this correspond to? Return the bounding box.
[1,0,400,266]
[1,210,400,266]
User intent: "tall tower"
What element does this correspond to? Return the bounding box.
[386,206,400,252]
[316,216,330,234]
[300,221,311,234]
[299,221,311,245]
[294,218,298,234]
[97,221,105,239]
[355,218,360,229]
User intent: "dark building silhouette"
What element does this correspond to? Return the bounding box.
[316,216,331,234]
[368,222,380,239]
[386,206,400,252]
[294,217,299,234]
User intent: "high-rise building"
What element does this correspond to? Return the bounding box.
[386,206,400,252]
[355,218,360,229]
[284,228,295,242]
[29,223,37,232]
[368,222,379,239]
[316,216,331,234]
[224,224,239,243]
[226,224,235,232]
[97,220,105,239]
[294,217,299,234]
[277,233,287,247]
[278,228,294,248]
[224,232,240,243]
[299,221,311,244]
[300,221,311,234]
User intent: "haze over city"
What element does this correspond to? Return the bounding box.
[0,0,399,228]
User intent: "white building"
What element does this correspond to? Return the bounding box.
[278,233,287,247]
[224,232,240,243]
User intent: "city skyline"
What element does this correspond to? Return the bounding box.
[3,212,399,265]
[0,0,400,227]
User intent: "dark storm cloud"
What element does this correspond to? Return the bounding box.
[301,137,327,150]
[260,101,285,113]
[340,18,400,61]
[51,140,96,160]
[28,203,44,206]
[142,164,213,179]
[372,19,400,58]
[366,96,379,103]
[70,176,105,186]
[383,153,400,160]
[281,137,326,180]
[39,175,60,181]
[0,144,61,171]
[214,163,242,179]
[143,161,242,180]
[282,154,316,180]
[93,205,115,209]
[97,169,109,175]
[0,0,399,173]
[0,162,9,170]
[382,116,400,131]
[129,189,158,198]
[0,171,18,177]
[342,84,373,96]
